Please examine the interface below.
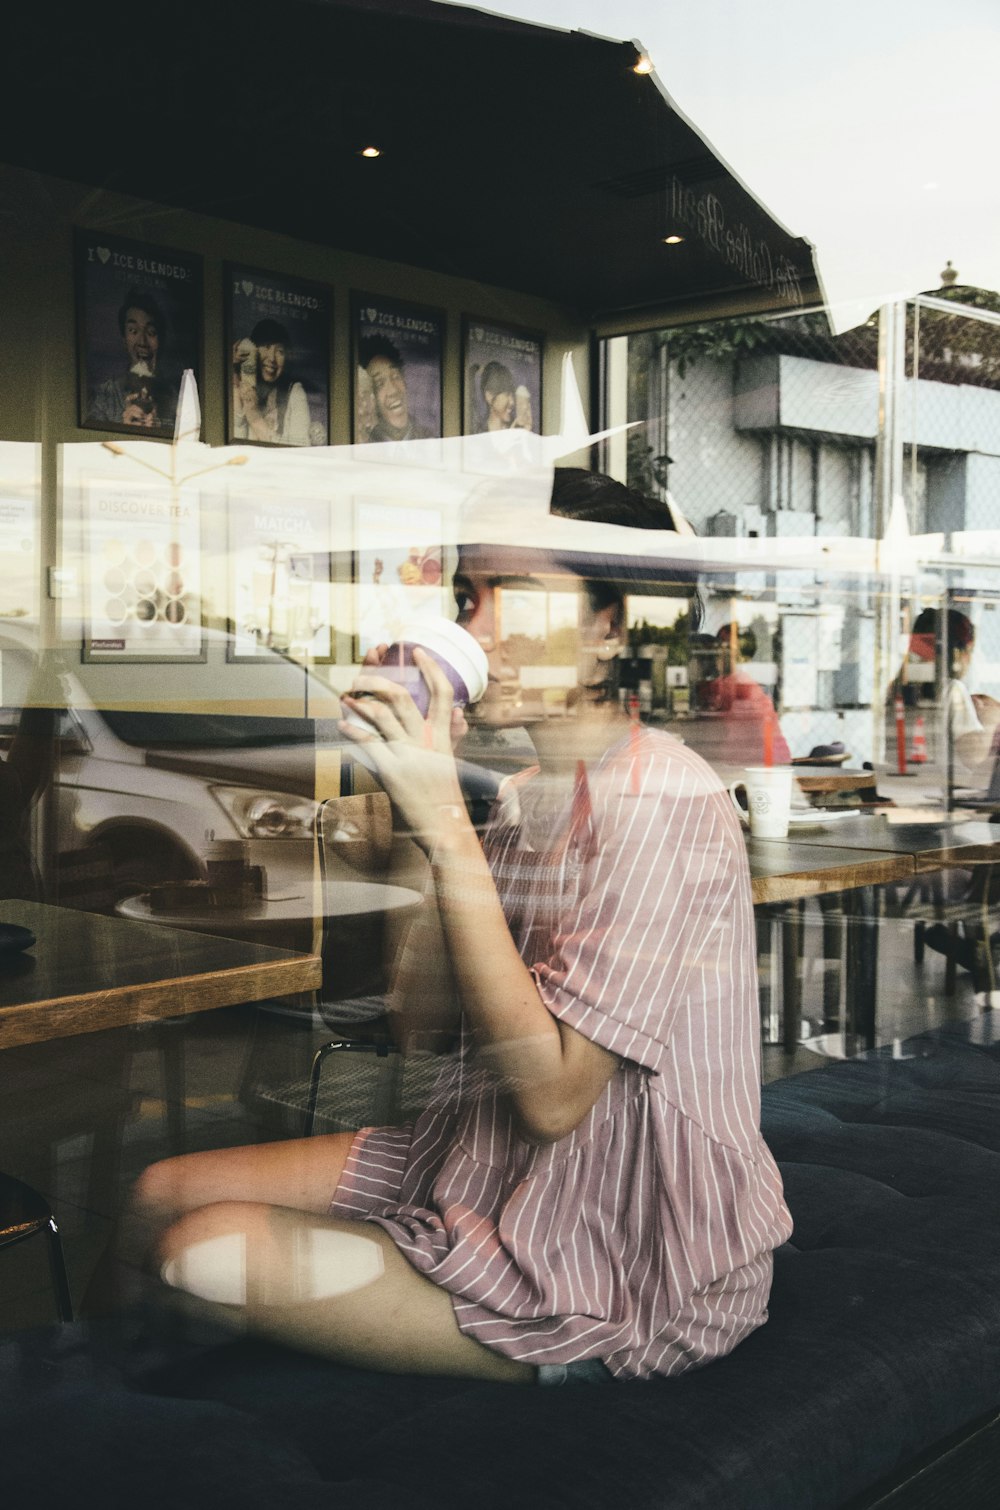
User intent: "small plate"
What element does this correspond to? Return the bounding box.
[787,808,866,827]
[0,922,36,957]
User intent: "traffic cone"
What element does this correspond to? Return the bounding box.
[909,715,928,764]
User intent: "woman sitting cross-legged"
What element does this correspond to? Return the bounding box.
[134,469,791,1385]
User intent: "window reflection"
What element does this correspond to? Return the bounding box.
[0,39,997,1477]
[0,442,39,624]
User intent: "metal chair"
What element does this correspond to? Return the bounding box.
[308,792,416,1133]
[0,1171,74,1321]
[257,783,475,1135]
[261,1037,444,1136]
[918,862,1000,998]
[255,792,413,1134]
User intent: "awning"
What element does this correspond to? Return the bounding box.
[4,0,821,328]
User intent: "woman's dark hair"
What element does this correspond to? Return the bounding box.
[912,606,975,650]
[549,467,702,629]
[894,605,975,706]
[550,468,676,532]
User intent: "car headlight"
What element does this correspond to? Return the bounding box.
[211,786,318,840]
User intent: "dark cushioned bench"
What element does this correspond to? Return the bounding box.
[5,1027,1000,1509]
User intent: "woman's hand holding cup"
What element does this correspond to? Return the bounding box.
[340,650,470,853]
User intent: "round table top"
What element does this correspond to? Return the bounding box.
[117,880,423,928]
[791,766,877,793]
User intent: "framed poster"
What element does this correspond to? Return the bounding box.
[0,492,37,622]
[352,294,444,444]
[462,318,543,436]
[75,230,202,439]
[225,264,330,446]
[82,478,204,662]
[227,492,332,662]
[353,500,447,657]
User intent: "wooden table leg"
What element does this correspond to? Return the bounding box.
[782,900,805,1053]
[819,893,842,1027]
[757,912,776,1042]
[845,885,880,1052]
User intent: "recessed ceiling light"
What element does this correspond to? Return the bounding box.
[663,234,684,245]
[360,145,382,159]
[632,53,654,75]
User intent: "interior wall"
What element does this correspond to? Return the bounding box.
[0,165,591,708]
[0,165,589,448]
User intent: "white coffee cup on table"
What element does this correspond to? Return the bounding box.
[729,766,793,839]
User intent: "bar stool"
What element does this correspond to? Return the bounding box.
[0,1171,74,1322]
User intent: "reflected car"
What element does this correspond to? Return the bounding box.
[0,625,501,933]
[0,627,345,919]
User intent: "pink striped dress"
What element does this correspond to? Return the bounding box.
[330,728,792,1380]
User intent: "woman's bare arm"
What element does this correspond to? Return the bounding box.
[340,657,617,1144]
[429,812,618,1143]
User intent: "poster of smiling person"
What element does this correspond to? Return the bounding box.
[226,265,330,446]
[76,230,202,439]
[462,318,543,436]
[352,294,444,444]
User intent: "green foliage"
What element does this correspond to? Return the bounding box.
[664,318,778,378]
[658,309,841,377]
[628,612,696,664]
[913,286,1000,388]
[656,283,1000,389]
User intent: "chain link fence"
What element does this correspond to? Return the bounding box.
[622,290,1000,777]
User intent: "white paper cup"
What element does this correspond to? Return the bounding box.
[729,766,793,839]
[345,618,489,728]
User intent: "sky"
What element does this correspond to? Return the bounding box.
[446,0,1000,329]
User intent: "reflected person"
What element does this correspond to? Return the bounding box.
[899,607,1000,780]
[354,362,377,443]
[135,469,791,1384]
[90,288,177,431]
[358,335,432,442]
[479,360,515,431]
[232,318,311,446]
[704,622,790,766]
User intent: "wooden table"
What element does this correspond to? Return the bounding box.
[717,762,877,800]
[766,811,997,868]
[748,840,913,1053]
[748,814,1000,1055]
[888,818,997,873]
[748,838,912,907]
[791,765,878,797]
[796,811,1000,994]
[0,900,321,1052]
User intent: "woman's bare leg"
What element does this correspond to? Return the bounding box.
[157,1200,534,1384]
[134,1131,357,1223]
[78,1134,358,1317]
